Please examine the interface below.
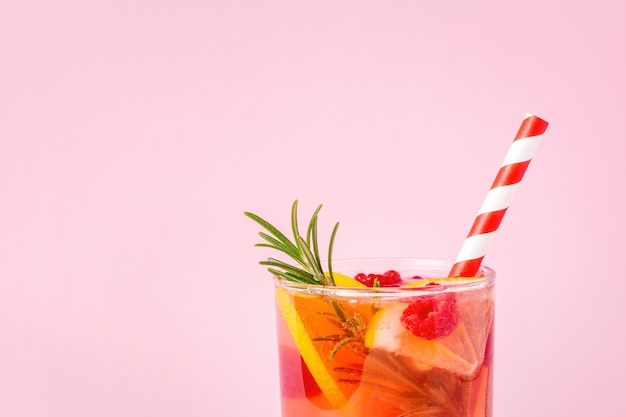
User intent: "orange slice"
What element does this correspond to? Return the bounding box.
[275,286,371,409]
[364,303,480,377]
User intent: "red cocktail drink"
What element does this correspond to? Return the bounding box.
[275,258,495,417]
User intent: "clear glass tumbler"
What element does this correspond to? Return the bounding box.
[274,258,495,417]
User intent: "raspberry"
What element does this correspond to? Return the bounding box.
[354,270,402,287]
[400,292,459,340]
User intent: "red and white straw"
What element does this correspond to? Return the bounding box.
[450,114,549,277]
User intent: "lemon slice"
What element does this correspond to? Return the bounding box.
[401,276,480,288]
[276,285,373,410]
[325,271,367,288]
[276,288,348,407]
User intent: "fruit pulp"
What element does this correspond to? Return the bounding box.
[275,262,495,417]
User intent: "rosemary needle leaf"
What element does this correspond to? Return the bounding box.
[290,200,301,249]
[255,245,309,269]
[305,204,323,244]
[327,221,340,284]
[260,258,314,282]
[244,211,297,252]
[256,232,291,251]
[297,236,325,283]
[307,206,324,276]
[255,233,305,262]
[268,269,312,284]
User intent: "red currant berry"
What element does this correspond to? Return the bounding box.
[354,270,402,287]
[354,273,374,286]
[381,270,402,286]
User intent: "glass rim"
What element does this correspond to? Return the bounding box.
[273,257,496,296]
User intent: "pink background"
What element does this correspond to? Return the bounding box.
[1,1,625,416]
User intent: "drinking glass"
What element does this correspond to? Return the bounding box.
[274,258,495,417]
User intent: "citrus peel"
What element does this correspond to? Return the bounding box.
[275,286,372,410]
[401,276,481,287]
[326,271,367,288]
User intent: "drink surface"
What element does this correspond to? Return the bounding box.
[275,261,495,417]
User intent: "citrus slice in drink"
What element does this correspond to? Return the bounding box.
[327,271,367,288]
[275,286,372,409]
[364,300,485,377]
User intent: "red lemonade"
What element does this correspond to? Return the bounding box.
[275,259,495,417]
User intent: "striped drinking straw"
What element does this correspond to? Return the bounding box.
[449,114,549,277]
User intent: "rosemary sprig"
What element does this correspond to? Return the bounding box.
[245,200,339,286]
[247,202,471,415]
